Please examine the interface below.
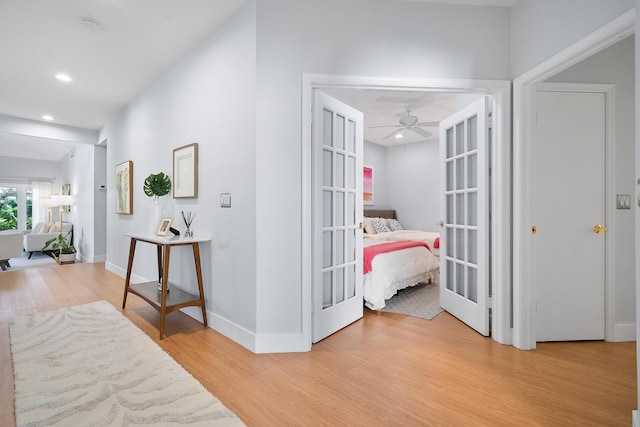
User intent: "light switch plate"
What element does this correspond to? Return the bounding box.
[617,194,631,210]
[220,193,231,208]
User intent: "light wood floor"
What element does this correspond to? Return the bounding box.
[0,262,636,426]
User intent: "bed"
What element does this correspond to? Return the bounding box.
[363,210,440,258]
[362,209,440,310]
[363,239,439,310]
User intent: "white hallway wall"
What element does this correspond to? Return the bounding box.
[255,0,510,349]
[546,36,636,334]
[102,2,258,338]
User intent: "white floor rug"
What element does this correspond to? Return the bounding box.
[10,300,245,426]
[378,283,444,320]
[5,251,56,271]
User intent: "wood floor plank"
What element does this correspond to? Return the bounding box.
[0,262,636,426]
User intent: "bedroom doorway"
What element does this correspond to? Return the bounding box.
[302,75,512,348]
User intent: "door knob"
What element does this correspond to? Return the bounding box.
[593,224,608,234]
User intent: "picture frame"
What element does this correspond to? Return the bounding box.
[115,161,133,214]
[173,143,198,198]
[363,165,374,205]
[62,183,71,212]
[156,217,174,236]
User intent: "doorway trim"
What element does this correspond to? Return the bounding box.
[301,74,511,350]
[512,9,635,350]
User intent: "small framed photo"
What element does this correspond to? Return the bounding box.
[156,217,174,236]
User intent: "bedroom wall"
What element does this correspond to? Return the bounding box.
[510,0,634,78]
[386,139,441,231]
[255,0,510,350]
[363,140,388,209]
[102,2,257,336]
[546,35,636,332]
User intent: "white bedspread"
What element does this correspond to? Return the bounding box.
[365,230,440,257]
[363,240,439,310]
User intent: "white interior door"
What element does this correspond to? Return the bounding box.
[439,97,489,336]
[312,90,364,343]
[535,88,605,342]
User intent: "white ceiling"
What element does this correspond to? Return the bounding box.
[0,0,513,161]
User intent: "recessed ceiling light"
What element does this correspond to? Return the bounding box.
[42,115,54,121]
[55,73,72,82]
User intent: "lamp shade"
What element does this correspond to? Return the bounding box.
[52,195,73,207]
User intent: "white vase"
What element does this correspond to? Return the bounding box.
[148,198,162,234]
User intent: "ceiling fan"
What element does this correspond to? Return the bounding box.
[369,109,439,140]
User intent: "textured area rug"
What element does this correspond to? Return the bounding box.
[10,300,244,426]
[379,283,444,320]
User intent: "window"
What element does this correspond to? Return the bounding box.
[0,186,33,231]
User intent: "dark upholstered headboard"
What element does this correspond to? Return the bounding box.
[364,209,397,219]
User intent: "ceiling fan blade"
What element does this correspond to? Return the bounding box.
[409,127,432,138]
[368,124,402,129]
[383,129,403,139]
[415,121,439,127]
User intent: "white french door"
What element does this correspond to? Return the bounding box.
[312,91,364,343]
[439,97,489,336]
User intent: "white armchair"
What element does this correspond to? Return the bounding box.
[0,230,24,270]
[23,222,73,258]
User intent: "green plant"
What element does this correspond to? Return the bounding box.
[143,172,172,198]
[42,231,76,254]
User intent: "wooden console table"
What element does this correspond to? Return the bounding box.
[121,233,210,339]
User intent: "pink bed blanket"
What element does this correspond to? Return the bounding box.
[363,240,431,274]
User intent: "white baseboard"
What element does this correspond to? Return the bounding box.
[80,254,106,263]
[611,322,636,342]
[633,410,639,427]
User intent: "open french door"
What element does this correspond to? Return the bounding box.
[439,97,490,336]
[312,91,364,343]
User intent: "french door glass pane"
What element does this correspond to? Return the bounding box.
[468,192,477,226]
[347,229,355,262]
[456,158,464,190]
[446,195,454,223]
[336,267,345,303]
[347,119,355,152]
[467,115,477,151]
[446,128,454,158]
[456,228,465,259]
[336,154,345,188]
[323,150,332,187]
[467,153,477,188]
[446,161,454,191]
[446,260,454,291]
[468,230,477,264]
[323,271,332,308]
[336,192,344,227]
[336,229,345,264]
[348,266,356,298]
[347,193,355,226]
[323,231,333,268]
[456,263,465,296]
[336,115,345,150]
[468,267,477,303]
[456,193,465,224]
[323,191,332,227]
[323,109,333,147]
[347,156,355,189]
[446,228,454,257]
[456,122,465,154]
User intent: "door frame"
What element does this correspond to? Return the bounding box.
[301,74,511,350]
[512,9,634,350]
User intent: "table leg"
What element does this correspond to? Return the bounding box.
[159,244,171,340]
[122,238,137,309]
[157,244,163,285]
[192,242,208,327]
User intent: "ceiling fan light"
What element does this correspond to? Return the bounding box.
[395,133,403,139]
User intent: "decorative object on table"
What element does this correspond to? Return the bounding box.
[144,172,171,234]
[173,143,198,198]
[181,210,195,238]
[363,165,374,205]
[156,217,174,236]
[42,230,76,264]
[115,160,133,214]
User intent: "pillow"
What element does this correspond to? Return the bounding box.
[372,218,391,233]
[387,218,403,231]
[31,222,46,234]
[363,217,377,234]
